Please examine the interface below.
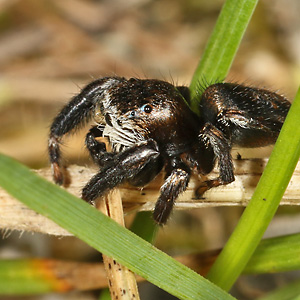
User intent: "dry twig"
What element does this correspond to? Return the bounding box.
[97,190,140,300]
[0,159,300,236]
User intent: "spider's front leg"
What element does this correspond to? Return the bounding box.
[153,157,191,225]
[82,139,160,204]
[48,77,123,184]
[196,122,234,197]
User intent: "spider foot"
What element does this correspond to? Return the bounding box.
[51,163,71,186]
[81,186,100,205]
[52,162,63,185]
[195,178,225,199]
[82,194,97,206]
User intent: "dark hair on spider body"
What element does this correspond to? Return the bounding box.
[49,76,291,225]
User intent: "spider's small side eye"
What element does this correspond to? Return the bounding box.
[130,111,136,117]
[141,104,153,114]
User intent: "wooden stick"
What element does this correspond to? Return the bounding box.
[97,190,140,300]
[0,158,300,236]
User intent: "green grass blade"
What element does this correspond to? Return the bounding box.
[0,154,235,300]
[0,260,63,295]
[189,0,258,114]
[257,279,300,300]
[206,87,300,290]
[244,233,300,274]
[99,212,158,300]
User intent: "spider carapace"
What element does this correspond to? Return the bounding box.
[49,77,290,224]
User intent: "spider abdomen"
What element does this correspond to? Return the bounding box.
[200,82,290,147]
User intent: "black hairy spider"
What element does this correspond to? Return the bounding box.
[49,77,291,224]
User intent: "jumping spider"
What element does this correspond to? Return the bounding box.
[49,77,290,224]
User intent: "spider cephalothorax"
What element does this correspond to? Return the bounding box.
[49,76,290,224]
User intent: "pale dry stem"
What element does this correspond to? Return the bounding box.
[0,159,300,236]
[97,189,140,300]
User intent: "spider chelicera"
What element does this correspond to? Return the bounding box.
[48,77,290,224]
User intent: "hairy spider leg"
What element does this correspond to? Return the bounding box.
[82,139,160,204]
[153,157,191,225]
[196,123,234,197]
[48,78,120,184]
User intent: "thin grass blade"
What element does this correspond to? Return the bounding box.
[189,0,258,114]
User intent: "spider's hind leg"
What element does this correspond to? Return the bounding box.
[196,123,234,197]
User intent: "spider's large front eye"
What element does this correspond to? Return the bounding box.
[141,104,153,114]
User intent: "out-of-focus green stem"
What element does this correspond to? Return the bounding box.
[130,211,158,243]
[257,279,300,300]
[245,233,300,274]
[189,0,258,114]
[0,259,72,294]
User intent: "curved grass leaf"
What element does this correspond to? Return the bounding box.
[245,233,300,274]
[257,279,300,300]
[0,153,235,300]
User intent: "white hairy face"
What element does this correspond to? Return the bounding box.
[94,78,147,152]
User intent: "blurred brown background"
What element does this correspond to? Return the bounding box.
[0,0,299,169]
[0,0,299,299]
